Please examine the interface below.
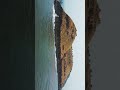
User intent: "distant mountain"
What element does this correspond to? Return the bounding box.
[54,0,77,89]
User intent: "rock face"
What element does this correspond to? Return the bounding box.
[85,0,101,90]
[60,9,77,87]
[54,1,77,89]
[60,11,77,59]
[61,47,73,87]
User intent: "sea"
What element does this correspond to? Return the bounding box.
[35,0,58,90]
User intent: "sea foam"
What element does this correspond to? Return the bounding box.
[52,4,58,76]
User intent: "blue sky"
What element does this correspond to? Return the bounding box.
[61,0,85,90]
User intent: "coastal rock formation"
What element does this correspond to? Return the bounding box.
[85,0,101,90]
[60,11,77,59]
[54,1,77,89]
[61,47,73,87]
[60,9,77,87]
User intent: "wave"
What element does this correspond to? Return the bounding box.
[52,4,58,76]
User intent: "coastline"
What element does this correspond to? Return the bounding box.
[54,1,62,89]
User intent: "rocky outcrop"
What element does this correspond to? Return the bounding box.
[54,1,77,90]
[61,47,73,87]
[85,0,101,90]
[60,10,77,59]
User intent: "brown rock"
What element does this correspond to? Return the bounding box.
[54,1,77,89]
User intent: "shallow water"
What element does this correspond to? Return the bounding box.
[35,0,58,90]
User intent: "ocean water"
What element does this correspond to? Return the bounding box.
[35,0,58,90]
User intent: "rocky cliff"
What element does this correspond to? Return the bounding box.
[85,0,101,90]
[54,1,77,89]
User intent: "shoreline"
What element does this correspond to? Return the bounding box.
[54,1,62,90]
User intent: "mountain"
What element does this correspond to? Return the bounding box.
[54,0,77,89]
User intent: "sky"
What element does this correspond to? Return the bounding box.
[61,0,85,90]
